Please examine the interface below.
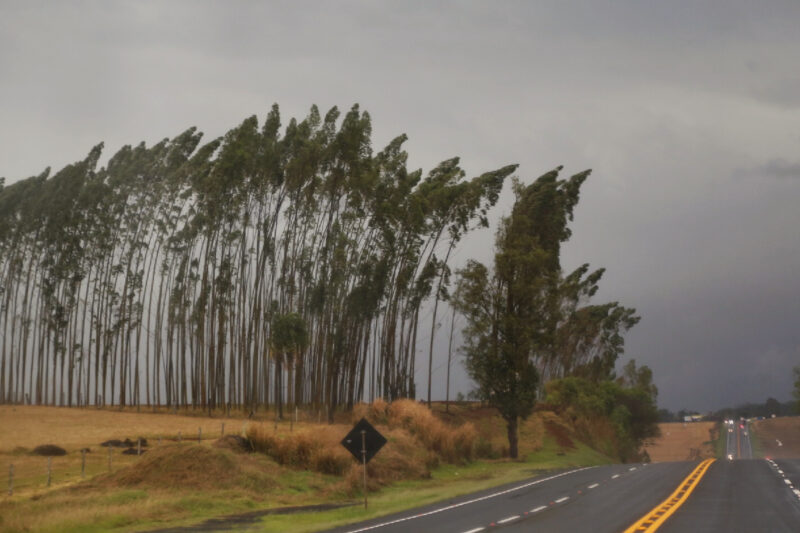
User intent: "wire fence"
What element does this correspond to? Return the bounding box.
[5,409,337,497]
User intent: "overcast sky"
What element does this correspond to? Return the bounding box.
[2,1,798,412]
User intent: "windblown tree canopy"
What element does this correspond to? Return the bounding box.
[0,104,517,417]
[453,168,639,458]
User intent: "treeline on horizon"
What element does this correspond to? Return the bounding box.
[0,104,635,419]
[659,398,798,422]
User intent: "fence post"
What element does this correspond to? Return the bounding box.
[47,457,52,487]
[8,464,13,496]
[137,439,141,456]
[198,427,202,443]
[178,431,182,443]
[221,422,225,437]
[158,436,162,446]
[108,446,112,472]
[81,450,86,478]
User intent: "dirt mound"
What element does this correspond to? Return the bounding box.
[101,444,277,491]
[214,435,252,453]
[31,444,67,456]
[544,420,576,449]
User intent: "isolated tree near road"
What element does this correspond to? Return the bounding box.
[454,167,637,459]
[454,167,584,458]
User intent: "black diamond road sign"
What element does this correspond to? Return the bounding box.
[341,417,387,464]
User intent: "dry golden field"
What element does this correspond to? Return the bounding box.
[752,416,800,459]
[642,421,717,462]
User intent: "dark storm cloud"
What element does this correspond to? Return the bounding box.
[1,1,799,411]
[759,159,800,180]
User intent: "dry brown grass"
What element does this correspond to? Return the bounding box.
[434,402,546,458]
[385,399,477,463]
[100,443,278,491]
[0,405,244,451]
[246,425,352,476]
[642,422,716,461]
[0,405,251,500]
[752,416,800,459]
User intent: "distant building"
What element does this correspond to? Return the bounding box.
[683,414,703,422]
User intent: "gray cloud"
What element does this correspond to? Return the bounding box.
[759,159,800,180]
[2,1,799,412]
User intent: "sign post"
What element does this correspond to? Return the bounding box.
[361,430,367,509]
[341,418,387,511]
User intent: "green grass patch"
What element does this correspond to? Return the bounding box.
[103,489,148,505]
[748,423,762,458]
[713,422,725,458]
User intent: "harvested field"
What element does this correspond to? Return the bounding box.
[752,416,800,459]
[0,405,246,451]
[642,421,717,462]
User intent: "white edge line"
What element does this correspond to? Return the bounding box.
[530,505,547,513]
[341,467,592,533]
[497,515,519,524]
[461,528,485,533]
[555,496,569,503]
[587,483,599,489]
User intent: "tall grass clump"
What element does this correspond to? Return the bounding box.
[387,399,477,463]
[246,425,351,476]
[351,397,389,424]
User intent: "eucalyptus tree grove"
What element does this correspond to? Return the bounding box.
[0,104,516,416]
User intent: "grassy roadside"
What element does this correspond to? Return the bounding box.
[251,437,611,532]
[713,422,725,458]
[748,421,762,458]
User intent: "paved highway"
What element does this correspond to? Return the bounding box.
[324,462,699,533]
[660,459,800,532]
[725,419,753,459]
[325,436,800,532]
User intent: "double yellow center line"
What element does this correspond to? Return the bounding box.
[623,458,715,532]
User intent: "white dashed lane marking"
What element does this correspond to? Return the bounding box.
[612,474,620,479]
[766,459,800,502]
[530,505,547,513]
[461,528,484,533]
[497,516,519,524]
[588,483,599,489]
[555,496,569,504]
[341,467,591,533]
